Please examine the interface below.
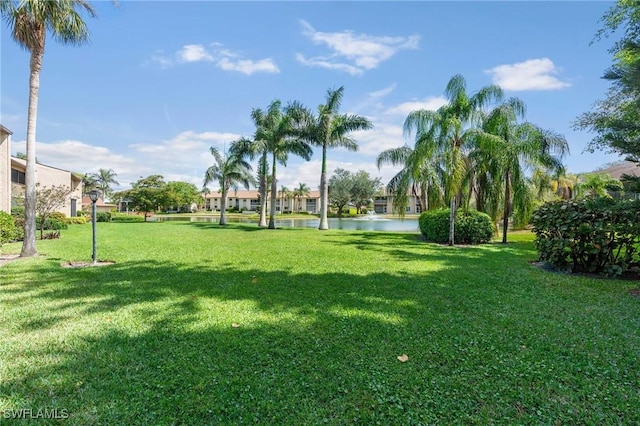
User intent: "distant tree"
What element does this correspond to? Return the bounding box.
[203,147,253,225]
[115,175,166,221]
[293,182,310,212]
[279,185,291,212]
[351,170,382,213]
[35,184,71,239]
[90,168,119,201]
[1,0,97,257]
[576,173,624,199]
[161,181,201,212]
[328,168,353,215]
[82,174,99,195]
[15,152,27,160]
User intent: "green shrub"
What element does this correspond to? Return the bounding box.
[11,206,25,219]
[0,211,15,245]
[419,208,494,244]
[96,212,112,222]
[50,211,67,222]
[111,214,144,223]
[532,198,640,275]
[76,210,88,218]
[66,216,88,225]
[37,217,68,231]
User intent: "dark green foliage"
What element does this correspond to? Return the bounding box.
[96,212,112,222]
[532,198,640,275]
[0,211,14,245]
[11,206,25,218]
[419,209,494,244]
[111,215,144,223]
[36,217,68,231]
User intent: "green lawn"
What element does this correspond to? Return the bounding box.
[1,222,638,424]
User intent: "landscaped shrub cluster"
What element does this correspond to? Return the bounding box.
[96,212,112,222]
[0,211,14,246]
[65,216,87,225]
[532,198,640,275]
[419,208,494,244]
[111,214,144,222]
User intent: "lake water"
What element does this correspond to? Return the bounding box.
[155,215,420,232]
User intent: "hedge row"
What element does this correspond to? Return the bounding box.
[532,198,640,276]
[419,209,494,245]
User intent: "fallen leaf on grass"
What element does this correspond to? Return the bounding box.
[232,323,241,328]
[251,276,258,284]
[397,354,409,363]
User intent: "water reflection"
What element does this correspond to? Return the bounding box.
[155,215,419,232]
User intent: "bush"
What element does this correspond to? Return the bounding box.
[419,208,494,245]
[0,211,15,245]
[66,216,88,225]
[96,212,112,222]
[111,214,144,222]
[50,211,67,222]
[532,198,640,276]
[11,206,25,219]
[76,210,88,218]
[37,217,68,231]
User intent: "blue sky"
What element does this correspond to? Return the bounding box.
[0,1,624,192]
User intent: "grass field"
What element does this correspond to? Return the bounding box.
[1,222,639,424]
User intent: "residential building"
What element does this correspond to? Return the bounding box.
[0,125,11,213]
[204,190,321,213]
[10,157,83,217]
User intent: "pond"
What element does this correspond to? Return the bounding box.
[154,215,420,232]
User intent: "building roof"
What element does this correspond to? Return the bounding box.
[1,124,13,135]
[81,196,117,208]
[205,189,320,199]
[597,161,640,179]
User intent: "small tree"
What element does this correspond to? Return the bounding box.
[328,168,353,215]
[35,184,71,239]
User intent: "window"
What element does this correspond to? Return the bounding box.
[11,169,25,184]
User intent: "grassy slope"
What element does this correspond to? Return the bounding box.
[1,223,638,425]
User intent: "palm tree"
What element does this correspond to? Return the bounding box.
[293,182,310,212]
[298,87,373,230]
[376,145,445,215]
[229,136,268,227]
[90,168,119,201]
[404,74,503,245]
[253,100,312,229]
[279,185,291,213]
[203,146,253,225]
[475,97,568,243]
[2,0,96,257]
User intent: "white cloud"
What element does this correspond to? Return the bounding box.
[384,96,448,116]
[485,58,571,91]
[150,43,279,75]
[352,121,404,156]
[369,83,397,98]
[178,44,214,63]
[218,57,279,75]
[297,20,420,74]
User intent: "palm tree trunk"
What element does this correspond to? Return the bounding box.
[502,171,510,244]
[268,156,277,229]
[220,187,227,225]
[449,195,456,246]
[21,48,44,257]
[318,145,329,230]
[258,153,267,227]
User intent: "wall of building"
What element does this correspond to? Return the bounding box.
[0,127,11,213]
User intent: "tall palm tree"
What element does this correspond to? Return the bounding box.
[253,100,312,229]
[203,146,253,225]
[293,182,310,212]
[229,136,268,227]
[404,74,503,245]
[2,0,96,257]
[298,87,373,230]
[475,98,568,243]
[90,168,119,201]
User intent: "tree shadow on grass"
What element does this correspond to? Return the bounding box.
[3,255,640,424]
